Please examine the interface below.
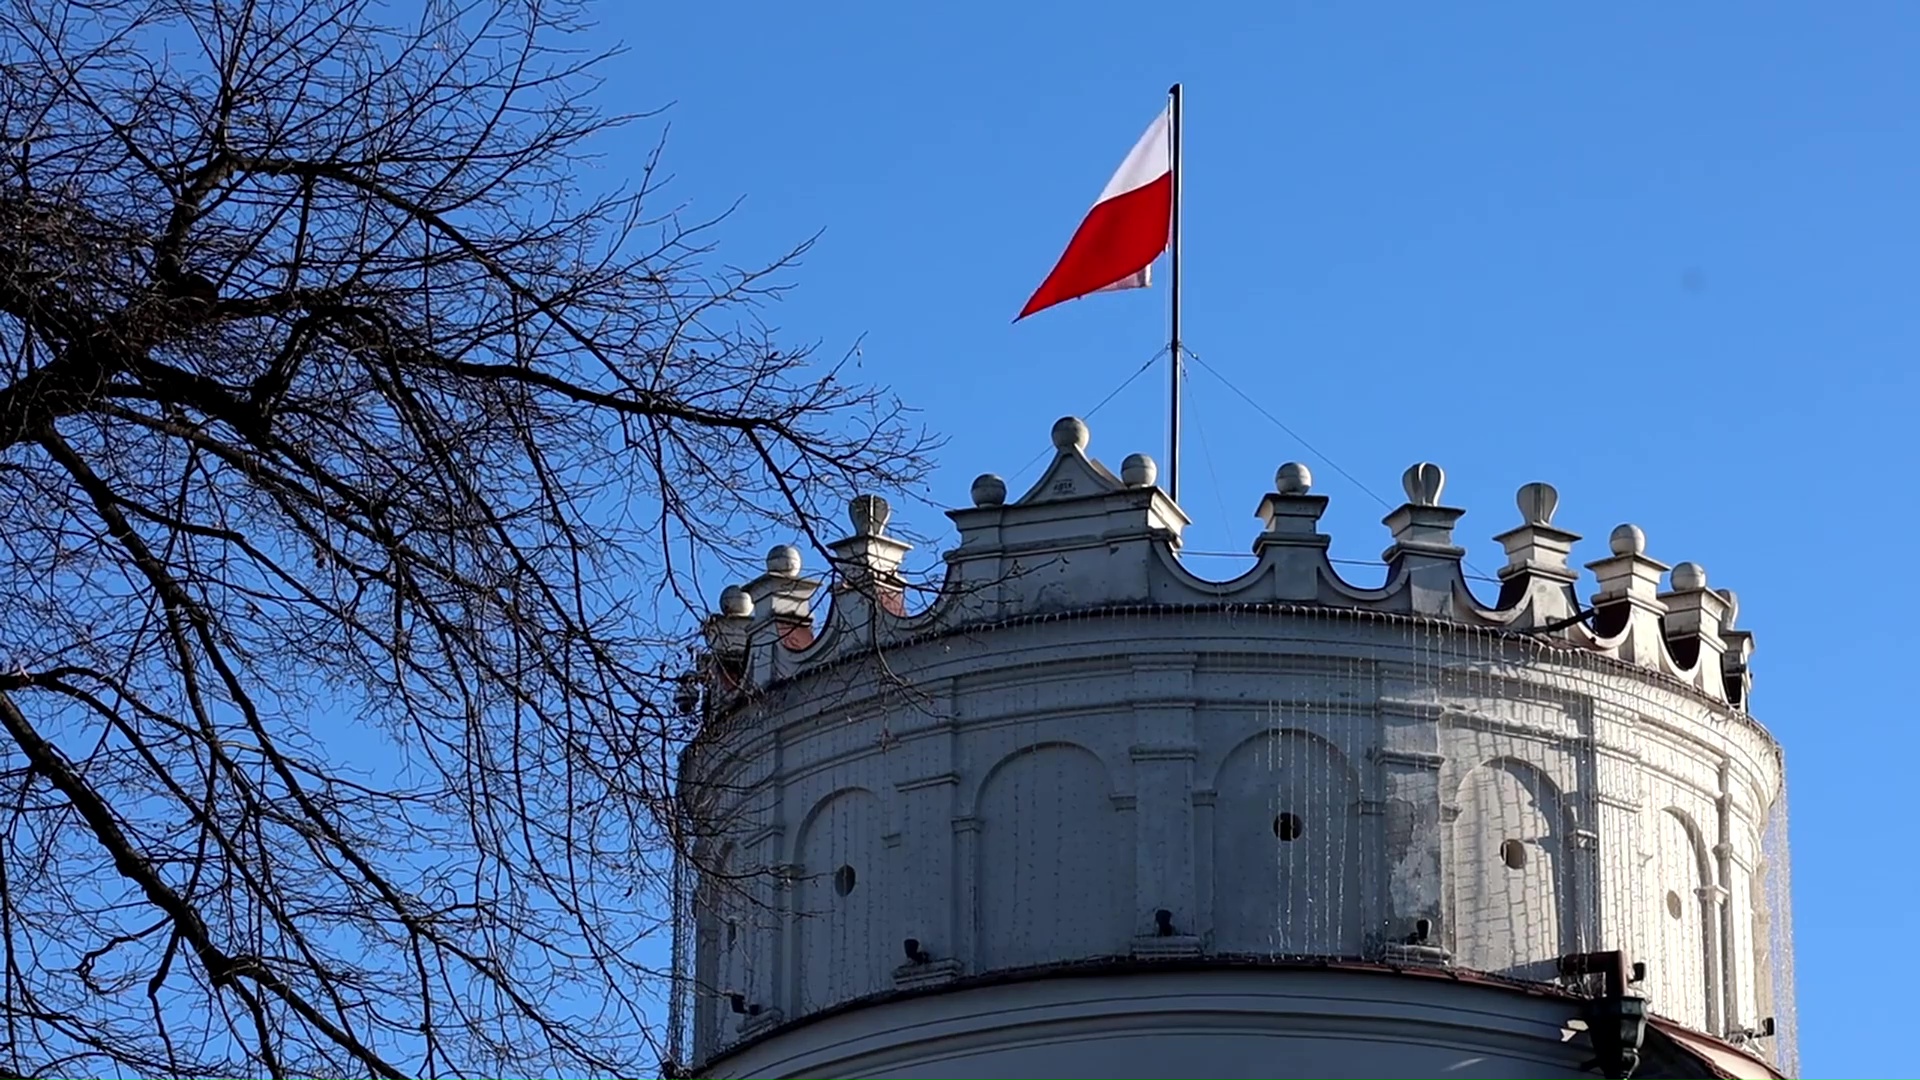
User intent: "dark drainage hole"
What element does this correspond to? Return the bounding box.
[1273,812,1304,842]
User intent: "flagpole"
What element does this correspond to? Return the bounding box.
[1166,82,1184,504]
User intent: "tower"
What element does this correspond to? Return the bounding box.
[670,416,1794,1080]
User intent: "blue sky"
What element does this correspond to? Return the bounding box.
[596,4,1914,1075]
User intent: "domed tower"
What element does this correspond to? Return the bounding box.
[668,417,1794,1080]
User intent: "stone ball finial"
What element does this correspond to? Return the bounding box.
[1050,415,1090,452]
[1120,453,1158,488]
[1608,524,1646,557]
[1275,462,1313,495]
[719,585,753,618]
[1515,482,1558,527]
[766,544,802,577]
[1402,462,1445,507]
[1671,561,1708,591]
[970,473,1007,507]
[849,494,891,536]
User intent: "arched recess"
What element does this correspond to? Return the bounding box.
[976,742,1131,970]
[1448,757,1570,976]
[1211,728,1364,956]
[793,788,888,1013]
[1649,806,1715,1031]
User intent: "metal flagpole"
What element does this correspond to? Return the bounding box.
[1167,82,1184,503]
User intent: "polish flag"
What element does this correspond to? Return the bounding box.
[1017,107,1173,321]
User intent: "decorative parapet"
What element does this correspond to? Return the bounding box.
[701,416,1757,710]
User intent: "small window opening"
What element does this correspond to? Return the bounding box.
[1666,890,1684,920]
[1273,812,1304,842]
[833,864,857,896]
[726,919,738,948]
[1500,838,1528,870]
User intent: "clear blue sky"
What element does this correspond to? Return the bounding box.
[597,4,1913,1075]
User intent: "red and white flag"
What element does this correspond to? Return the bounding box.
[1017,107,1173,320]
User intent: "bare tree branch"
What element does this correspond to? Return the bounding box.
[0,0,935,1074]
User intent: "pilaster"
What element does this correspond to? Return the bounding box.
[1129,657,1199,944]
[1375,695,1446,942]
[893,759,960,988]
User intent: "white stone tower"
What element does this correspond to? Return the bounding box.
[668,417,1794,1080]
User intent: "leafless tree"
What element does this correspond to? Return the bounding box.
[0,0,932,1075]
